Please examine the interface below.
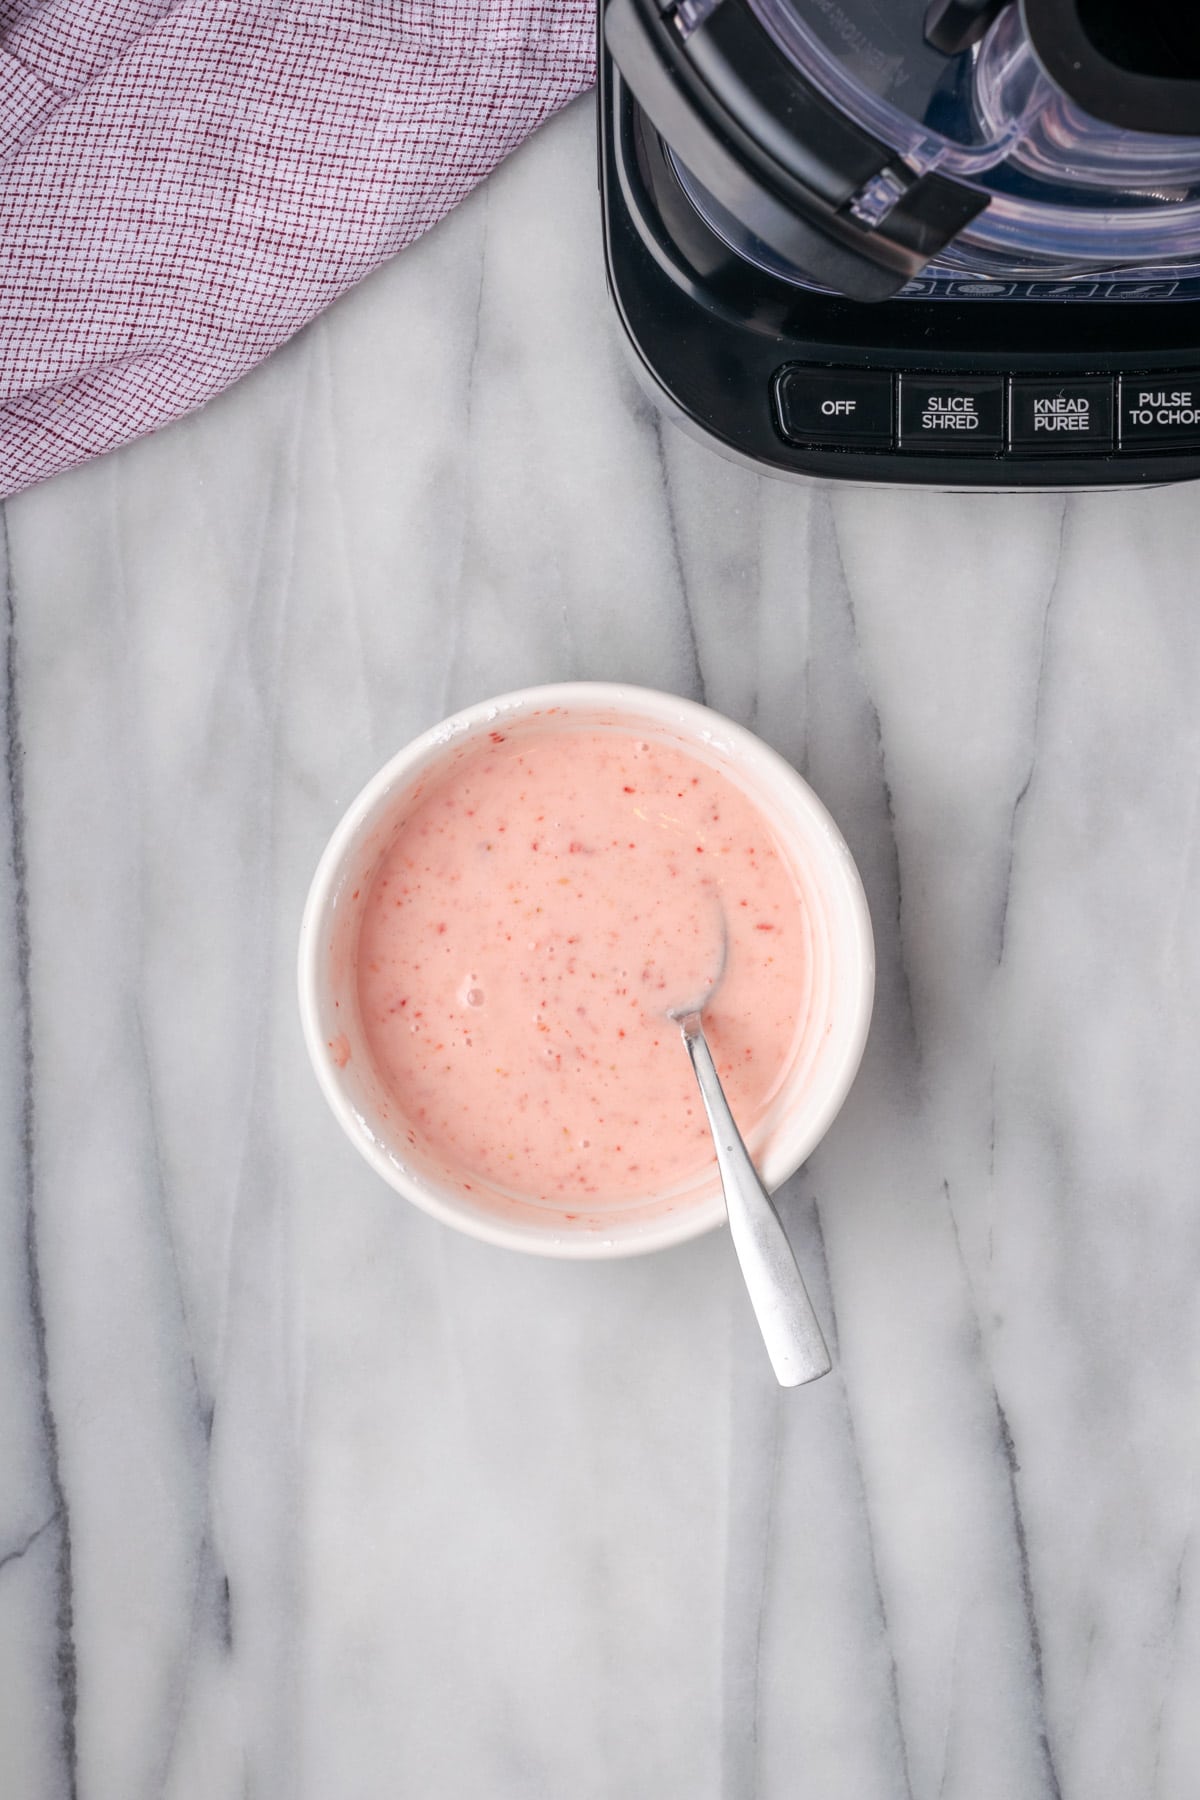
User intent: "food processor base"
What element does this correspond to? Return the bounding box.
[601,62,1200,491]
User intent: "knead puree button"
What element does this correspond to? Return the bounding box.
[775,368,894,448]
[899,376,1004,451]
[1010,378,1114,453]
[1119,375,1200,449]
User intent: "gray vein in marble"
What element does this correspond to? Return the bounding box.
[935,1609,964,1800]
[648,411,705,705]
[823,491,919,1071]
[158,1528,234,1794]
[719,1363,781,1799]
[133,997,209,1425]
[1075,1618,1098,1724]
[995,1402,1062,1800]
[936,1189,975,1800]
[808,1191,839,1362]
[1151,1538,1191,1800]
[317,324,376,754]
[943,1179,1061,1800]
[749,1394,782,1783]
[0,1508,58,1576]
[802,1184,915,1800]
[440,188,490,720]
[2,501,77,1798]
[218,1570,234,1655]
[997,495,1070,969]
[838,1368,916,1800]
[126,986,231,1799]
[980,499,1069,1231]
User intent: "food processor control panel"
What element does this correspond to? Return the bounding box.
[774,370,1200,460]
[762,361,1200,483]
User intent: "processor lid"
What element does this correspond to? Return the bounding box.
[743,0,1200,163]
[604,0,1200,297]
[603,0,988,300]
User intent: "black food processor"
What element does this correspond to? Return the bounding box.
[599,0,1200,485]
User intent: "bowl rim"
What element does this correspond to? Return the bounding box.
[297,681,875,1258]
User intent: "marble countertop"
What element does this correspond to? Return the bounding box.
[4,93,1200,1800]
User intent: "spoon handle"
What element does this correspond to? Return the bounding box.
[678,1015,832,1388]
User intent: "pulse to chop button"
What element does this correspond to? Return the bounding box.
[774,368,894,448]
[899,376,1004,451]
[1119,375,1200,449]
[1010,378,1114,453]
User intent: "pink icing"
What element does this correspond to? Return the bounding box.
[356,730,808,1203]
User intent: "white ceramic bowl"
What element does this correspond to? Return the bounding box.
[298,683,873,1258]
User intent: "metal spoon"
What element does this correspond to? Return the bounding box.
[671,930,832,1388]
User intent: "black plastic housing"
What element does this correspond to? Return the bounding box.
[599,47,1200,489]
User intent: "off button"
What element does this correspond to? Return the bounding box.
[1119,374,1200,448]
[899,376,1004,451]
[774,368,893,448]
